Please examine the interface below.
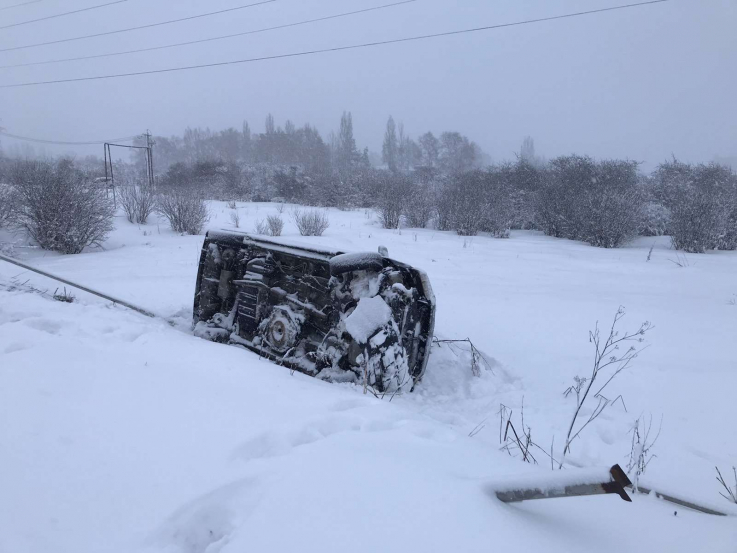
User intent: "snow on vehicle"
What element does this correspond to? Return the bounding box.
[192,231,436,392]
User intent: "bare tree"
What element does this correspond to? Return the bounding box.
[10,159,115,254]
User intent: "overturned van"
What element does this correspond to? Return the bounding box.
[193,231,435,392]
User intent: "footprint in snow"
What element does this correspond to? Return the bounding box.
[23,317,64,335]
[147,478,261,553]
[232,415,365,462]
[3,341,29,354]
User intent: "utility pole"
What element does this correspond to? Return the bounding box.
[144,129,155,188]
[103,142,116,207]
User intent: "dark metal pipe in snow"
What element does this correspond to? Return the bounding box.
[0,253,157,319]
[493,464,733,517]
[494,465,633,504]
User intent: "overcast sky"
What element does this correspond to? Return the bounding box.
[0,0,735,168]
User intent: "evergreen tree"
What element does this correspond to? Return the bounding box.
[241,120,252,162]
[382,116,398,172]
[336,111,358,172]
[265,113,275,135]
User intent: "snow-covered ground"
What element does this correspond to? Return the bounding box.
[1,203,736,552]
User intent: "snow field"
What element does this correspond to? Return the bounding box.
[1,201,736,552]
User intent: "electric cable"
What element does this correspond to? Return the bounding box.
[0,0,670,89]
[0,0,415,69]
[0,0,276,52]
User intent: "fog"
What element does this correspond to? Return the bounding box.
[0,0,735,167]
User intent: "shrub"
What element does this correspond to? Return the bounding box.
[434,186,456,231]
[376,173,412,229]
[536,156,643,248]
[481,168,515,238]
[404,183,434,229]
[10,159,115,254]
[669,188,727,253]
[535,155,595,239]
[118,184,157,224]
[266,214,284,236]
[157,190,209,235]
[654,161,736,253]
[292,208,329,236]
[718,207,737,250]
[580,160,643,248]
[254,219,268,234]
[0,183,15,228]
[639,202,671,237]
[499,160,542,230]
[450,171,489,236]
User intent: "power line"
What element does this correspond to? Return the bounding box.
[0,0,670,89]
[0,0,276,53]
[0,0,128,31]
[0,0,416,69]
[0,130,140,145]
[0,0,44,12]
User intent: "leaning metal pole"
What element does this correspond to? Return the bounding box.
[0,254,156,319]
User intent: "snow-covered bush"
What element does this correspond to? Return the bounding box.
[536,156,643,248]
[499,160,543,230]
[404,185,434,229]
[639,202,671,237]
[481,170,515,239]
[292,208,329,236]
[0,183,16,228]
[434,185,456,231]
[718,207,737,251]
[669,189,727,253]
[430,169,514,237]
[376,173,412,229]
[653,161,736,253]
[254,219,268,234]
[266,214,283,236]
[157,190,209,235]
[448,171,488,236]
[9,159,115,254]
[159,160,250,201]
[253,214,283,236]
[118,184,157,224]
[581,160,643,248]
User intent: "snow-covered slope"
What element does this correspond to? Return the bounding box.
[1,203,736,552]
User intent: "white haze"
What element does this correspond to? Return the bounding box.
[0,0,735,168]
